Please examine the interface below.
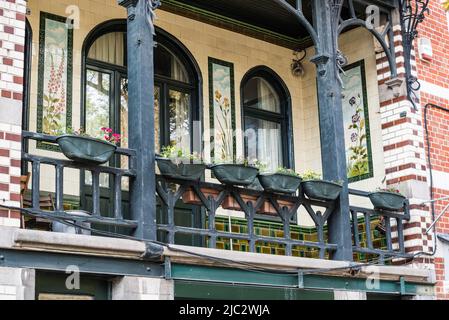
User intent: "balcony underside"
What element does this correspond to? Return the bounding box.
[161,0,397,49]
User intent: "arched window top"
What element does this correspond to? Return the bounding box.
[154,44,189,83]
[241,66,292,172]
[87,31,126,67]
[85,21,193,84]
[243,76,281,113]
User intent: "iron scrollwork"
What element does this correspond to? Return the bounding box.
[146,0,161,35]
[399,0,430,109]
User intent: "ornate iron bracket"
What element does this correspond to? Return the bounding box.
[399,0,430,110]
[146,0,161,35]
[275,0,399,89]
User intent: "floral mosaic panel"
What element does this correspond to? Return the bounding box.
[37,12,73,149]
[209,58,236,162]
[341,61,373,182]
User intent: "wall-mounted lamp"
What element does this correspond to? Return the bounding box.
[291,49,306,77]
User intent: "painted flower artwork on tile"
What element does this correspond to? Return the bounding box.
[209,58,236,162]
[38,13,72,146]
[341,61,373,182]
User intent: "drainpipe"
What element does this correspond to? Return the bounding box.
[118,0,159,240]
[311,0,353,261]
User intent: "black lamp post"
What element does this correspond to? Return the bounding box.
[399,0,430,109]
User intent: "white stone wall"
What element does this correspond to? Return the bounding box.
[0,267,35,300]
[111,276,174,300]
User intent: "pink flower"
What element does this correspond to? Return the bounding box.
[101,127,107,132]
[104,135,110,141]
[106,128,113,133]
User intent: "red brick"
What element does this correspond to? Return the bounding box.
[4,26,14,34]
[9,193,21,202]
[5,133,21,142]
[0,166,8,174]
[10,159,21,168]
[1,90,12,98]
[0,209,8,218]
[13,76,23,85]
[0,183,8,191]
[14,44,24,52]
[13,92,22,100]
[10,176,20,184]
[0,149,9,157]
[16,13,25,21]
[9,210,21,220]
[3,57,13,66]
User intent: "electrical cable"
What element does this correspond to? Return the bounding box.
[0,202,431,277]
[413,103,449,259]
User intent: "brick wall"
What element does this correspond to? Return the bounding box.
[377,23,433,262]
[415,0,449,300]
[0,0,26,227]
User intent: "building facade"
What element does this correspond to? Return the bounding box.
[0,0,446,300]
[416,0,449,300]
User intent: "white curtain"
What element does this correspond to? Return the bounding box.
[169,90,190,151]
[257,120,282,172]
[171,55,189,83]
[257,78,280,113]
[246,117,282,172]
[88,32,125,66]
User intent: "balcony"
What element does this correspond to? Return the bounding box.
[19,131,413,264]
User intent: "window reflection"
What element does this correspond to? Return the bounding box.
[169,90,191,151]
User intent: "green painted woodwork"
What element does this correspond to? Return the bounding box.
[175,281,334,300]
[212,215,387,262]
[35,271,111,300]
[170,264,434,297]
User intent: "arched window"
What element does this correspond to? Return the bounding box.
[82,20,200,155]
[241,67,292,172]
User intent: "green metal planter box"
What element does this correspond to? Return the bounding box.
[369,191,406,211]
[258,173,302,194]
[156,157,206,181]
[210,164,259,186]
[301,180,342,202]
[56,135,117,165]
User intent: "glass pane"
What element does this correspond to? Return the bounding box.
[243,77,280,113]
[120,77,129,191]
[87,32,125,67]
[85,69,111,187]
[169,90,190,151]
[245,116,283,172]
[85,69,110,137]
[155,86,161,153]
[155,44,189,83]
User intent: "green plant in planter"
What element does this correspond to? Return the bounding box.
[300,170,343,202]
[156,145,205,180]
[210,157,260,186]
[159,145,202,164]
[258,166,302,194]
[56,127,120,165]
[301,170,322,181]
[369,187,406,211]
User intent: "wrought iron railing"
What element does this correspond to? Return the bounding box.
[21,131,138,231]
[21,131,414,262]
[349,188,412,262]
[155,176,338,258]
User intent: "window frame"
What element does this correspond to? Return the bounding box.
[81,20,202,153]
[240,66,294,170]
[80,20,204,221]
